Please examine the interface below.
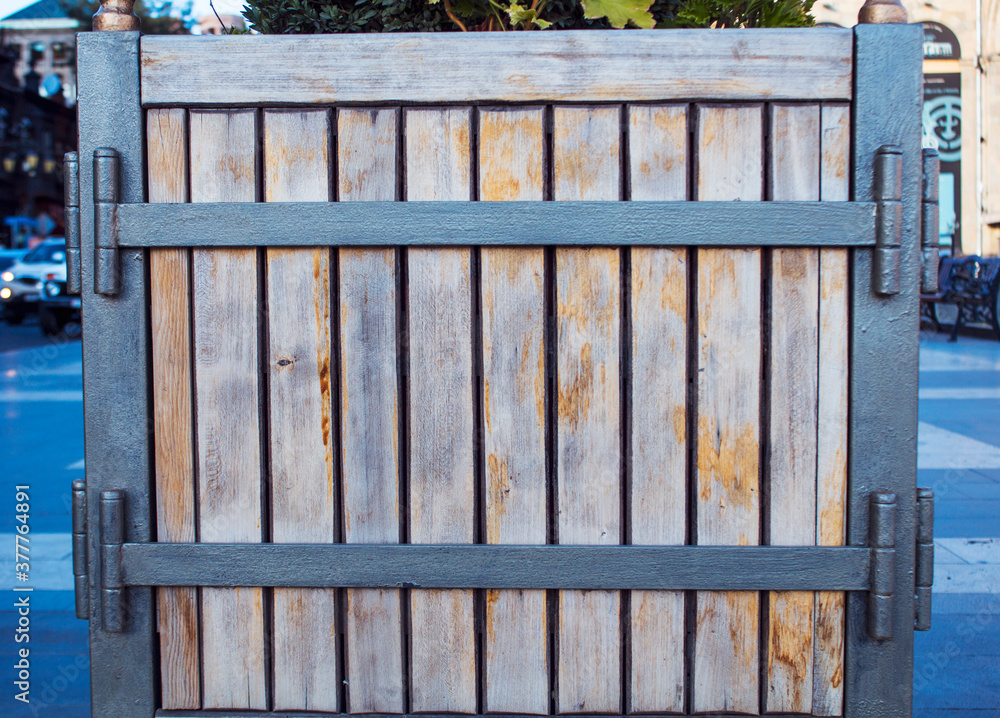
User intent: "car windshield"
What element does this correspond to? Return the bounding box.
[23,243,67,264]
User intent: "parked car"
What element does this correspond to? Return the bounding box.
[0,239,67,324]
[38,275,82,337]
[0,248,29,274]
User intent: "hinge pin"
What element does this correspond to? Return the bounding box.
[100,490,125,632]
[71,479,89,620]
[64,153,82,294]
[93,148,121,297]
[920,150,941,293]
[869,491,897,640]
[915,487,935,630]
[873,146,903,296]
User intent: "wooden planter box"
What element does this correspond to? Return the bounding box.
[73,23,927,718]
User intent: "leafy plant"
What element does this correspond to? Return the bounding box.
[665,0,815,27]
[62,0,195,33]
[240,0,814,33]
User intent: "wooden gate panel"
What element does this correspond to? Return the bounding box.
[767,103,822,715]
[189,109,267,710]
[553,106,622,715]
[814,103,851,718]
[148,107,200,711]
[337,107,405,714]
[693,104,764,715]
[626,103,689,714]
[404,107,478,714]
[143,96,857,717]
[478,107,548,715]
[263,109,338,711]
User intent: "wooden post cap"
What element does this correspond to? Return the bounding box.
[93,0,140,31]
[858,0,908,24]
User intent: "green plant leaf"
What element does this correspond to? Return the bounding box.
[581,0,655,27]
[507,1,553,28]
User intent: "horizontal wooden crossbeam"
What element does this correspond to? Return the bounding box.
[116,200,877,248]
[121,543,872,591]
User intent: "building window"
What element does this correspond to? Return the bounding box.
[51,43,72,65]
[30,42,45,65]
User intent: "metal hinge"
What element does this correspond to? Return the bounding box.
[71,479,88,619]
[93,148,121,296]
[873,145,903,296]
[915,487,935,631]
[64,152,82,294]
[921,149,941,294]
[72,482,127,631]
[868,491,897,640]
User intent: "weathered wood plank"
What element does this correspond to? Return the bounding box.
[766,103,820,715]
[405,107,476,714]
[264,109,338,712]
[553,105,621,715]
[140,30,853,106]
[693,104,762,715]
[189,109,265,710]
[813,102,851,718]
[627,104,687,714]
[337,107,405,714]
[478,106,547,715]
[148,107,199,711]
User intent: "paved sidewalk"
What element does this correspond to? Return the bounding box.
[914,332,1000,718]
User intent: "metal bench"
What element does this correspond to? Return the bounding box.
[921,255,1000,341]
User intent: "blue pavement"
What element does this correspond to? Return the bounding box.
[0,322,996,717]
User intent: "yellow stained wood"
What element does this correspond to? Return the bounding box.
[148,107,199,710]
[405,107,476,714]
[190,109,265,710]
[813,103,851,717]
[553,105,621,715]
[478,107,547,715]
[338,107,405,714]
[694,104,762,715]
[264,109,338,712]
[766,103,820,715]
[627,104,687,714]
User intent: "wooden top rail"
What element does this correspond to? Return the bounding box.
[138,30,853,106]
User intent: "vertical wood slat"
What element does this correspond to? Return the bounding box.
[264,109,338,712]
[626,104,688,714]
[553,105,621,715]
[338,107,405,714]
[693,104,763,715]
[405,107,477,714]
[148,107,200,711]
[478,107,548,715]
[189,109,266,710]
[766,103,820,714]
[813,102,851,718]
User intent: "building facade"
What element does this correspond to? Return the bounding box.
[0,0,79,106]
[814,0,1000,257]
